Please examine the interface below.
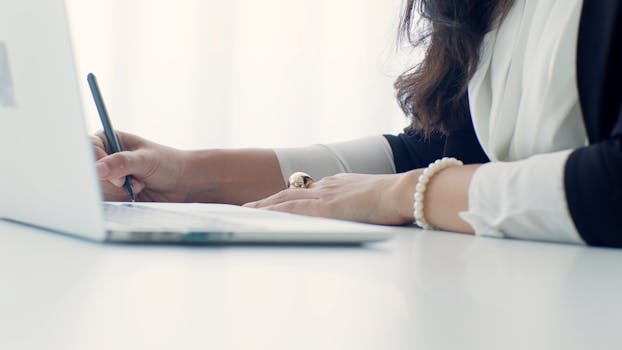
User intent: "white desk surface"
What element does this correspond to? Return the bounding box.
[1,219,621,350]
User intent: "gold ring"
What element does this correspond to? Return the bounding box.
[288,172,314,189]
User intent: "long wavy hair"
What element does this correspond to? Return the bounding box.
[395,0,515,135]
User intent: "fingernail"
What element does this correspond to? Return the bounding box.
[96,162,110,177]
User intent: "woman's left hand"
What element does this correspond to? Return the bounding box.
[243,172,418,225]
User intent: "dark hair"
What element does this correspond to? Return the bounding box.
[395,0,515,135]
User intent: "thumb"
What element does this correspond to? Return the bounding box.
[96,151,153,181]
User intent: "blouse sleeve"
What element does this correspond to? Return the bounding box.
[458,101,622,247]
[273,135,396,185]
[460,150,585,244]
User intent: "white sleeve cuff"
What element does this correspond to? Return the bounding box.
[273,135,396,184]
[459,149,585,244]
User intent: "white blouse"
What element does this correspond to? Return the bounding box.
[461,0,586,244]
[274,0,587,244]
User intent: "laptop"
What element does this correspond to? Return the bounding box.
[0,0,392,244]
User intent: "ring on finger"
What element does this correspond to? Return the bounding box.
[288,172,314,189]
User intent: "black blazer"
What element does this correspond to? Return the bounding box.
[384,0,622,247]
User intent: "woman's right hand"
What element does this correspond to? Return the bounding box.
[92,131,191,202]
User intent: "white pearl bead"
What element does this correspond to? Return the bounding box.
[415,208,423,218]
[414,192,423,201]
[416,183,426,192]
[417,220,430,229]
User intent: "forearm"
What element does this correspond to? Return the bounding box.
[183,148,285,204]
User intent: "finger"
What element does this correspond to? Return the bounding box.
[100,181,130,201]
[261,199,324,217]
[131,179,146,194]
[96,151,153,181]
[100,180,146,201]
[108,177,145,192]
[243,189,318,208]
[97,130,148,151]
[91,135,108,160]
[93,147,108,160]
[91,135,106,150]
[96,162,111,178]
[93,131,111,153]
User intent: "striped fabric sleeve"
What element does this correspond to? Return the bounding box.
[273,135,396,185]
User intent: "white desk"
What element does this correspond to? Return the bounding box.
[1,219,621,350]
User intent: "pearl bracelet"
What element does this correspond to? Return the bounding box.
[413,157,464,230]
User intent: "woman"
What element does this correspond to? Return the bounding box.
[94,0,622,247]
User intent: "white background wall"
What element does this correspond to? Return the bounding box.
[66,0,418,150]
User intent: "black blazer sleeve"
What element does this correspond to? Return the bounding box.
[384,118,490,173]
[563,0,622,246]
[383,132,445,173]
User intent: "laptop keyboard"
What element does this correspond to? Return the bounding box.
[103,203,230,231]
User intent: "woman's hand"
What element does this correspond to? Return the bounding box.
[92,131,191,202]
[92,131,285,204]
[243,172,420,225]
[244,164,480,233]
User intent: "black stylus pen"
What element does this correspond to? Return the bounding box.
[87,73,136,202]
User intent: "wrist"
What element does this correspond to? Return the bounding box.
[389,169,423,225]
[424,164,480,233]
[181,149,222,202]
